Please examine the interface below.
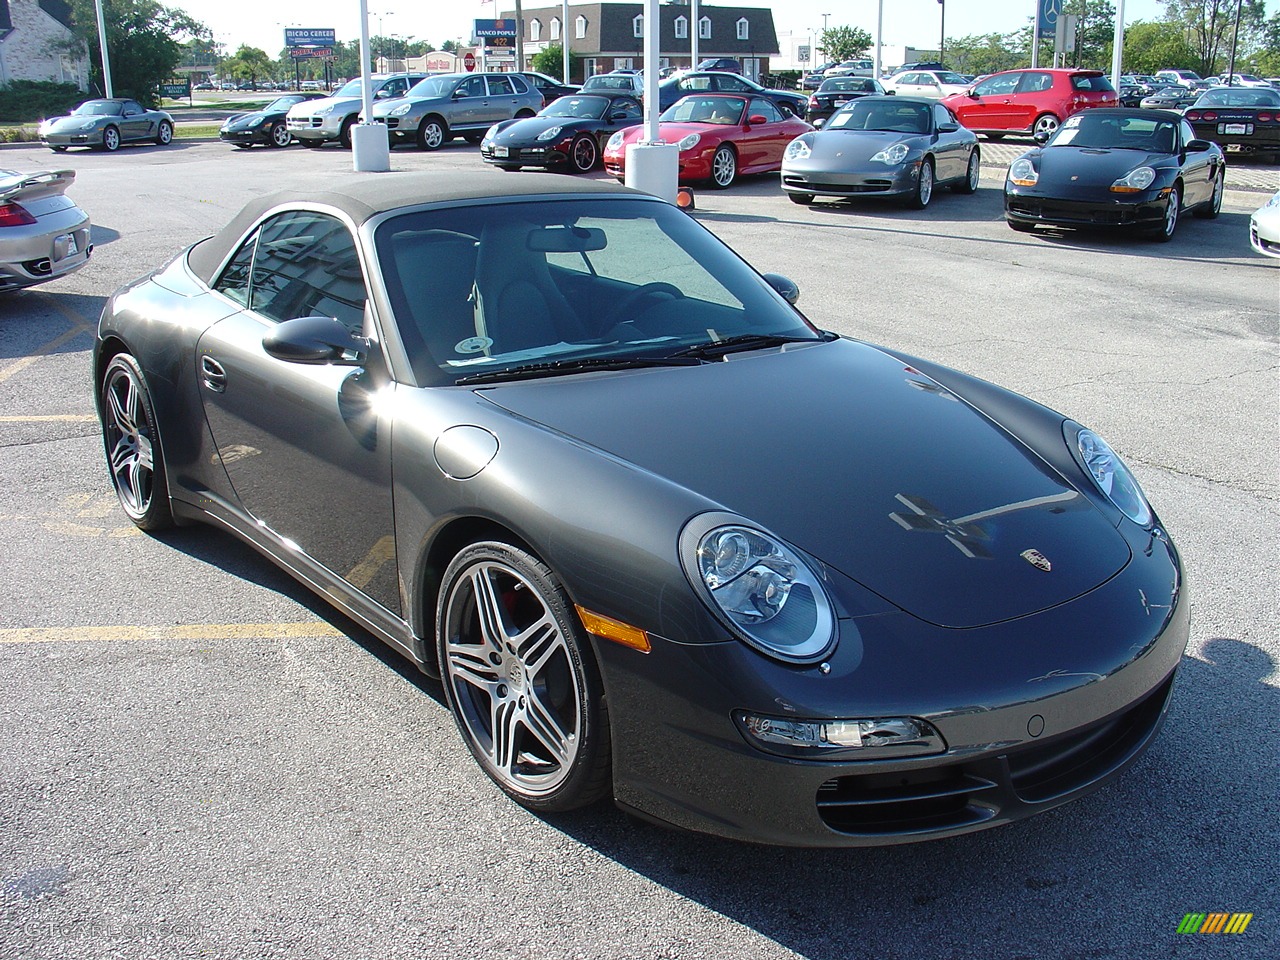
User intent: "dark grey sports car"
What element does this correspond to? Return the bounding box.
[94,173,1188,847]
[781,96,981,208]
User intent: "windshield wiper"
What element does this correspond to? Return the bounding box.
[456,354,702,385]
[668,332,830,360]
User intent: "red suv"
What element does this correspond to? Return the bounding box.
[941,69,1117,139]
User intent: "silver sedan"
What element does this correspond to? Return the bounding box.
[0,169,91,292]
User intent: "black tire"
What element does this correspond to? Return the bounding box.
[437,541,611,812]
[709,144,737,189]
[497,164,523,172]
[568,134,598,173]
[155,120,173,146]
[417,116,448,151]
[788,192,815,205]
[463,132,485,145]
[1194,168,1223,219]
[1032,113,1059,139]
[1151,184,1180,242]
[906,157,934,209]
[49,145,68,153]
[1007,218,1036,233]
[269,122,291,148]
[339,116,358,149]
[102,125,121,152]
[954,148,981,194]
[300,139,323,148]
[100,354,173,531]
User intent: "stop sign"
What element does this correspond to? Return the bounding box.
[463,52,476,72]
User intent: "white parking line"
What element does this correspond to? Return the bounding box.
[0,622,345,645]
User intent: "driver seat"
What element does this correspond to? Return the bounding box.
[473,220,586,353]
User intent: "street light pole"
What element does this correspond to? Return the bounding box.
[939,0,946,66]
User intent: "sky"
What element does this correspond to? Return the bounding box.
[183,1,1180,60]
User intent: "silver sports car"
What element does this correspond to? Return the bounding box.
[38,98,174,152]
[1250,190,1280,257]
[781,95,980,208]
[0,169,91,292]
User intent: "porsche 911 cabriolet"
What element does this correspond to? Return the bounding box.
[94,173,1188,847]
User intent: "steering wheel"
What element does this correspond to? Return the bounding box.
[603,282,684,329]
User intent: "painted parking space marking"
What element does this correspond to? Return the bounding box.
[0,493,139,538]
[0,621,345,645]
[0,295,95,384]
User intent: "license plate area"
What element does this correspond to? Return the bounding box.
[1221,122,1253,135]
[494,146,509,157]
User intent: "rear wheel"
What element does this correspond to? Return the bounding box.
[100,354,173,531]
[1194,168,1223,219]
[906,157,934,209]
[954,149,981,194]
[437,542,611,812]
[1032,113,1060,139]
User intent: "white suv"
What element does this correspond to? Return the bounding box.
[286,73,425,148]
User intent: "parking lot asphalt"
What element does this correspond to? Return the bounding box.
[0,139,1276,960]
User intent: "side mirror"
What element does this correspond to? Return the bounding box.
[813,117,825,128]
[967,90,980,99]
[375,89,393,99]
[264,316,369,366]
[885,89,896,96]
[1033,128,1052,144]
[762,273,800,305]
[937,122,958,133]
[1185,138,1213,153]
[609,111,630,121]
[748,114,768,125]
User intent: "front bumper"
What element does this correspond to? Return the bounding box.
[781,161,919,199]
[598,527,1189,847]
[219,128,270,145]
[1004,186,1169,229]
[1250,212,1280,258]
[39,131,102,147]
[286,115,344,142]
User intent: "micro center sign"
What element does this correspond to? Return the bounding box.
[284,27,336,47]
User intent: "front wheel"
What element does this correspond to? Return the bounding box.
[906,158,934,209]
[102,125,120,152]
[568,134,598,173]
[788,192,815,205]
[417,117,447,151]
[338,116,356,149]
[437,542,611,812]
[269,122,291,148]
[954,149,981,194]
[709,144,737,189]
[100,354,173,531]
[1152,185,1180,242]
[1194,168,1223,219]
[155,120,173,146]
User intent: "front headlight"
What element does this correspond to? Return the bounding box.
[314,103,335,116]
[784,137,811,161]
[870,142,910,165]
[680,514,836,663]
[389,102,413,117]
[482,124,501,144]
[1069,425,1153,526]
[78,120,100,131]
[676,132,701,151]
[607,130,624,150]
[536,124,563,141]
[1009,157,1038,186]
[1112,166,1157,193]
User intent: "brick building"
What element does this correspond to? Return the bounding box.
[0,0,88,89]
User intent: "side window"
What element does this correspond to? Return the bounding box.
[249,212,367,334]
[934,104,953,127]
[681,76,713,93]
[749,98,783,122]
[124,100,143,115]
[899,73,920,85]
[716,76,751,93]
[487,76,515,96]
[615,98,642,120]
[1018,72,1054,94]
[508,75,529,94]
[974,74,1019,97]
[382,78,407,98]
[213,229,258,307]
[1179,120,1196,146]
[457,76,487,98]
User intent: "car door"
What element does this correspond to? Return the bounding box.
[450,74,489,128]
[1177,118,1215,207]
[1008,71,1056,131]
[954,72,1021,130]
[932,103,967,182]
[195,209,401,615]
[484,75,520,124]
[120,100,153,141]
[737,98,791,172]
[600,96,642,149]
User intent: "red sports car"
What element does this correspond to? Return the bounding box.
[603,94,812,188]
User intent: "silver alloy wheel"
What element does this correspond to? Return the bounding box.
[103,126,120,151]
[711,145,736,188]
[442,558,583,798]
[570,135,597,172]
[1157,186,1180,241]
[910,159,934,208]
[102,361,156,521]
[270,122,290,147]
[420,119,445,150]
[156,121,173,145]
[966,151,979,191]
[1033,114,1059,138]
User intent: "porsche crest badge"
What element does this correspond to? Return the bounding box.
[1021,549,1052,572]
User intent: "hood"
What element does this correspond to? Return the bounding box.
[808,129,923,163]
[289,95,355,116]
[477,339,1131,629]
[1038,147,1167,189]
[223,112,264,129]
[493,115,590,143]
[46,115,106,130]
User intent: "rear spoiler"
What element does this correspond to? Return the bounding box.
[0,169,76,204]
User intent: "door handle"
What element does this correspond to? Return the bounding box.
[200,355,227,393]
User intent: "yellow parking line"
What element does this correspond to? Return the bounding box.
[0,415,97,423]
[0,622,346,645]
[0,296,95,385]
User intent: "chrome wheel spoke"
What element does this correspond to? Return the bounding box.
[514,614,559,676]
[490,698,521,773]
[108,381,135,435]
[125,457,147,509]
[471,566,509,651]
[109,435,136,478]
[523,689,571,763]
[447,644,500,693]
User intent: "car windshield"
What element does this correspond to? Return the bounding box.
[660,97,745,124]
[1049,113,1178,152]
[543,96,610,119]
[407,76,460,98]
[934,72,968,85]
[265,96,306,112]
[374,198,820,385]
[1195,88,1280,107]
[333,79,365,97]
[827,99,930,134]
[582,76,636,91]
[72,101,122,116]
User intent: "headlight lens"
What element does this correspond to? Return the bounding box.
[1071,426,1153,526]
[1009,157,1038,186]
[681,516,835,663]
[482,124,500,144]
[1112,166,1157,193]
[736,712,946,760]
[78,120,100,131]
[870,142,910,165]
[676,132,701,151]
[389,102,413,116]
[784,137,811,161]
[536,124,563,141]
[607,130,624,150]
[314,103,335,116]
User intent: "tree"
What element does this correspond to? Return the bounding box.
[62,0,208,105]
[819,25,873,63]
[1161,0,1268,75]
[1117,20,1199,74]
[442,40,460,54]
[221,45,275,86]
[1255,11,1280,75]
[531,44,578,82]
[1065,0,1117,68]
[943,33,1027,75]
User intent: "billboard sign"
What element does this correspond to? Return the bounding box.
[290,47,334,60]
[474,19,518,39]
[1037,0,1060,35]
[284,27,336,47]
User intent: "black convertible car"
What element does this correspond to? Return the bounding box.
[1005,108,1224,240]
[219,93,325,148]
[480,94,642,173]
[95,173,1188,847]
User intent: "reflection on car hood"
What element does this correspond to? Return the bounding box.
[44,115,107,130]
[1037,147,1170,188]
[803,130,922,163]
[492,116,590,142]
[478,338,1131,628]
